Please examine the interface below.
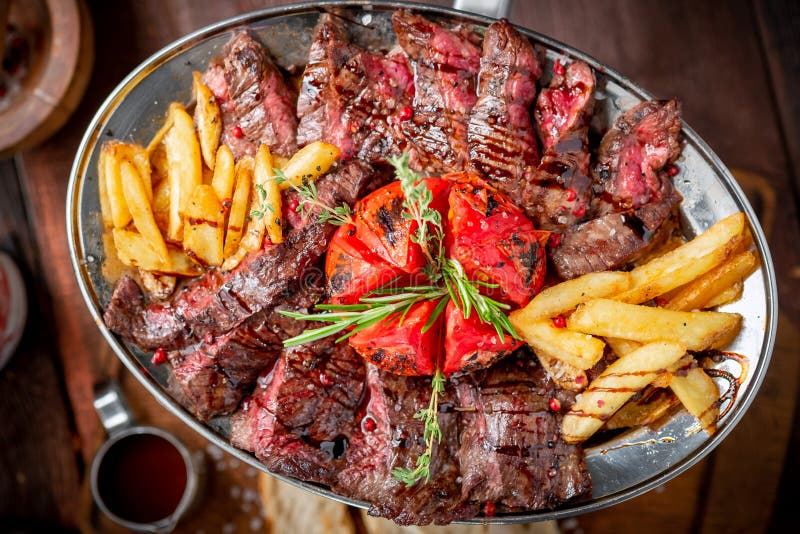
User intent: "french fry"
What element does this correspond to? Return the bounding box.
[112,228,201,276]
[120,160,170,267]
[273,154,290,169]
[511,319,605,370]
[164,103,203,242]
[97,148,114,229]
[183,185,225,266]
[149,143,169,186]
[254,144,282,245]
[535,353,588,391]
[152,178,171,236]
[223,157,253,259]
[278,141,340,190]
[664,251,757,311]
[139,269,176,300]
[510,271,630,325]
[221,246,249,272]
[211,145,235,206]
[101,143,131,229]
[605,336,641,358]
[605,386,680,430]
[668,360,720,434]
[193,72,222,170]
[146,112,174,154]
[112,142,153,203]
[614,213,745,304]
[704,280,744,308]
[568,299,742,351]
[562,341,686,443]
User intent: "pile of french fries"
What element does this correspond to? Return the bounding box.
[509,212,757,443]
[97,71,339,297]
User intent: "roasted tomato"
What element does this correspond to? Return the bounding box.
[442,300,522,376]
[445,173,549,307]
[326,224,404,305]
[355,179,450,272]
[348,299,443,376]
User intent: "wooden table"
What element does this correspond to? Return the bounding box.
[1,0,798,531]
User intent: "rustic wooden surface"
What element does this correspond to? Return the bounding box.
[1,0,798,532]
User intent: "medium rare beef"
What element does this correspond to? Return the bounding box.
[167,284,323,421]
[467,19,542,200]
[231,338,366,485]
[334,366,479,525]
[453,350,591,510]
[203,32,297,159]
[296,14,414,161]
[104,161,373,352]
[392,10,481,174]
[522,60,595,231]
[551,100,682,279]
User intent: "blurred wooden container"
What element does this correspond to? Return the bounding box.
[0,0,93,157]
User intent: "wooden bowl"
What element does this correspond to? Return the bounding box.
[0,0,93,157]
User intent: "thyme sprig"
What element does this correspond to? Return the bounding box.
[249,183,274,220]
[274,168,354,227]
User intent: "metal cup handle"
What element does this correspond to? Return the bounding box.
[93,381,136,436]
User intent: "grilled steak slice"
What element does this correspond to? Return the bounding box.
[297,14,414,161]
[551,100,682,279]
[104,161,373,351]
[167,284,322,421]
[454,350,591,510]
[334,366,479,525]
[203,32,297,159]
[467,19,542,200]
[392,10,481,174]
[230,339,365,485]
[522,60,595,231]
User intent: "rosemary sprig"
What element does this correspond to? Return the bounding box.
[274,168,354,227]
[250,183,274,220]
[391,369,446,487]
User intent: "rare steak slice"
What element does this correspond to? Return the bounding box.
[203,32,297,159]
[334,366,479,525]
[230,338,366,485]
[104,161,373,352]
[296,13,414,161]
[166,284,323,421]
[392,10,481,174]
[522,60,595,231]
[453,350,592,510]
[467,19,542,200]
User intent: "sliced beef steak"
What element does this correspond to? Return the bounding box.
[167,284,322,421]
[203,32,297,159]
[296,14,414,161]
[551,100,683,279]
[104,161,373,352]
[522,60,595,231]
[231,338,366,485]
[467,19,542,200]
[453,350,591,510]
[392,10,481,174]
[334,366,479,525]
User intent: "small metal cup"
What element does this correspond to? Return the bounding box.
[90,382,203,533]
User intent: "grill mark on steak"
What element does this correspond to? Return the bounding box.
[392,10,481,174]
[522,60,595,231]
[334,366,479,525]
[203,32,297,159]
[296,14,414,161]
[453,350,591,510]
[103,160,374,351]
[467,19,542,200]
[230,338,366,485]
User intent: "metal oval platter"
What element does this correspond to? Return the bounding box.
[67,1,778,523]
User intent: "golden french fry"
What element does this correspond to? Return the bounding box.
[164,103,203,242]
[152,179,171,236]
[664,251,757,311]
[510,319,605,370]
[112,228,201,276]
[668,361,720,434]
[221,246,249,272]
[605,336,641,358]
[254,144,282,245]
[101,143,131,229]
[704,280,744,308]
[605,386,680,430]
[562,341,686,443]
[150,143,169,186]
[120,160,171,267]
[568,299,742,351]
[111,142,153,203]
[273,154,290,169]
[510,271,630,325]
[97,148,114,229]
[139,269,177,300]
[223,157,253,259]
[535,353,588,391]
[101,231,132,282]
[146,112,174,154]
[211,145,235,206]
[183,185,225,266]
[278,141,340,190]
[193,72,222,170]
[615,213,746,304]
